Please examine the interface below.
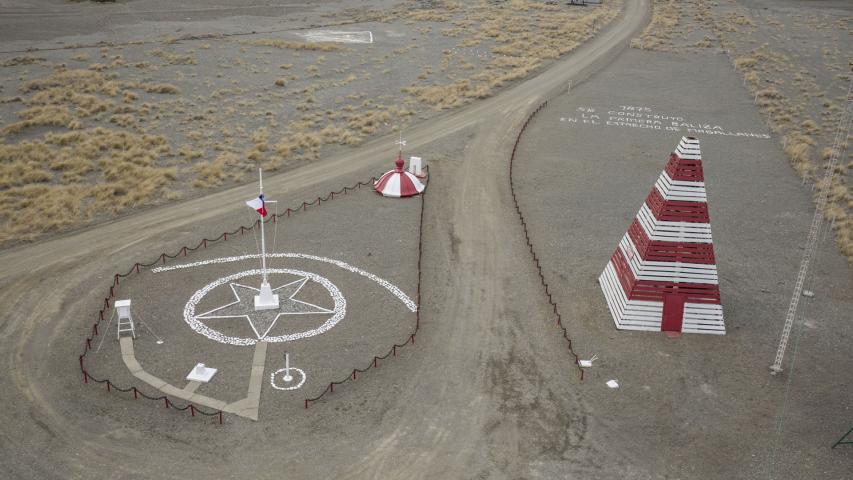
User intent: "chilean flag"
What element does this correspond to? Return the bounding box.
[245,194,267,217]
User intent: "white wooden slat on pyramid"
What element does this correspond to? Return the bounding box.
[598,137,725,335]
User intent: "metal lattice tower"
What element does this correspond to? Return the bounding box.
[770,79,852,375]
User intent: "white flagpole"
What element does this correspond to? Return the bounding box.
[258,167,268,284]
[253,168,279,311]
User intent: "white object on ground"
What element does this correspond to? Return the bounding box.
[579,354,599,368]
[270,352,307,391]
[115,299,135,339]
[299,31,373,44]
[606,379,619,389]
[802,290,815,298]
[187,363,217,382]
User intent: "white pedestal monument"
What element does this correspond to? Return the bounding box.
[186,363,217,383]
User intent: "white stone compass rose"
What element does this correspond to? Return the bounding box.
[184,268,346,346]
[196,277,334,339]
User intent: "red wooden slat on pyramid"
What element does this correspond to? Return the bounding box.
[598,137,725,335]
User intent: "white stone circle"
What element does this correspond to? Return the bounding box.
[184,268,345,346]
[270,368,307,391]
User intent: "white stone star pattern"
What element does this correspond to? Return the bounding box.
[195,277,334,340]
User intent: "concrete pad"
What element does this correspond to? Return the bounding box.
[133,371,167,390]
[252,341,268,367]
[187,394,228,411]
[158,384,186,398]
[183,381,201,394]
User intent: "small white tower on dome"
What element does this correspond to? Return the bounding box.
[408,156,424,177]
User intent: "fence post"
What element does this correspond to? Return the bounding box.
[106,380,111,392]
[190,405,196,417]
[352,370,357,380]
[304,400,309,409]
[165,398,170,409]
[219,411,224,424]
[133,387,138,399]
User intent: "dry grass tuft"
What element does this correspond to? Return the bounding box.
[193,152,241,187]
[239,39,342,51]
[783,132,816,178]
[0,56,44,67]
[147,49,197,65]
[140,83,179,94]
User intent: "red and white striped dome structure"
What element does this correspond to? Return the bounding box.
[598,137,725,335]
[374,154,425,198]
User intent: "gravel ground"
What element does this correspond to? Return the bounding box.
[5,1,851,478]
[513,47,852,479]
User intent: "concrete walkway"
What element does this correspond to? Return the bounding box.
[120,337,268,420]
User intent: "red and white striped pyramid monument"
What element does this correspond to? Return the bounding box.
[374,154,425,198]
[598,137,725,335]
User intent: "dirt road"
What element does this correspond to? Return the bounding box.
[0,1,650,478]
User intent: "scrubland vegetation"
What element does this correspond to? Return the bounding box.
[0,0,621,246]
[634,0,851,260]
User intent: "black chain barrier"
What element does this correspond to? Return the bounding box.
[78,176,379,424]
[304,166,428,408]
[509,100,586,381]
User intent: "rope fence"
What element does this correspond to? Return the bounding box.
[509,99,586,380]
[78,176,379,423]
[304,167,428,408]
